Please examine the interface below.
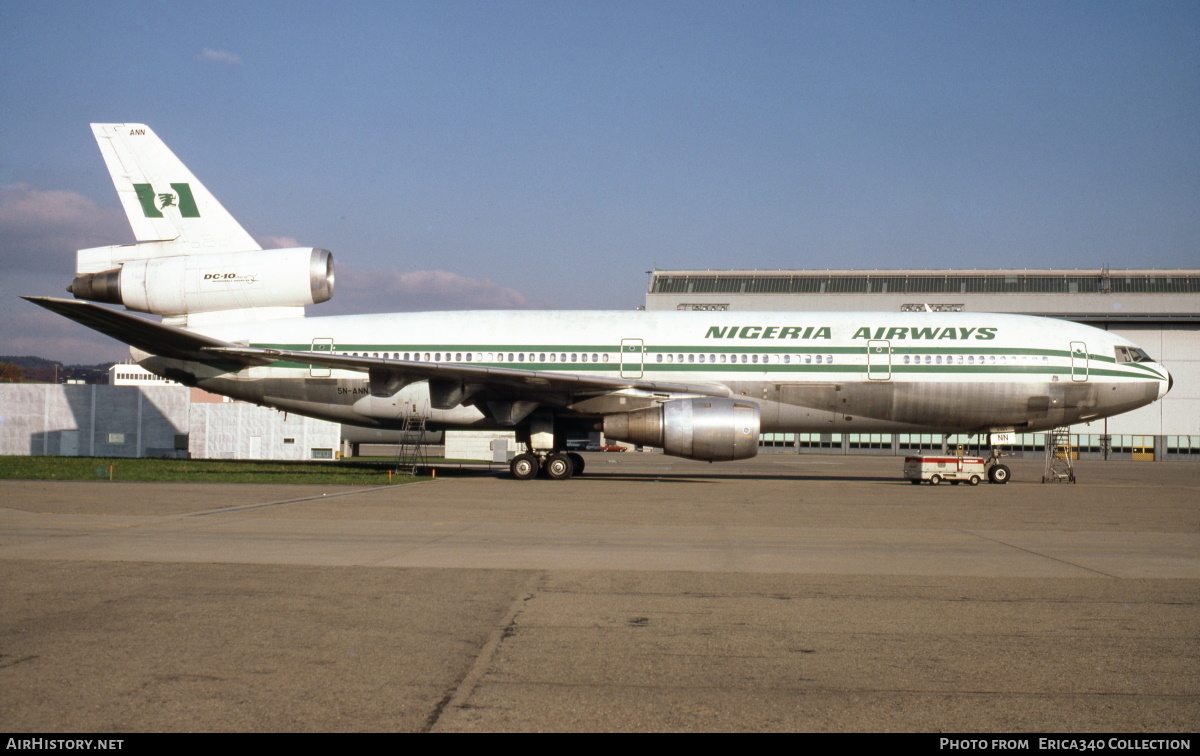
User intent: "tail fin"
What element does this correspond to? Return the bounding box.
[91,123,261,252]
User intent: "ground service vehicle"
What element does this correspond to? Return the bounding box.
[904,455,991,486]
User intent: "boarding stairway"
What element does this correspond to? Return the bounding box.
[394,414,427,477]
[1042,426,1076,484]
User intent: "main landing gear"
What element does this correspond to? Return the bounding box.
[509,451,586,481]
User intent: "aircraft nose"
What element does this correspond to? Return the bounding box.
[1165,370,1173,397]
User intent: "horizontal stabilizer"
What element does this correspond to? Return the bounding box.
[22,296,274,367]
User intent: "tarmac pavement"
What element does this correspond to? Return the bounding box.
[1,453,1196,732]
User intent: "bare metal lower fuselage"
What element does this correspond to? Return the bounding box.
[143,354,1159,437]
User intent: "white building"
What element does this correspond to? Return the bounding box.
[0,384,339,461]
[109,363,187,387]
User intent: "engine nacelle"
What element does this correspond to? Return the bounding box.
[69,247,334,316]
[602,397,760,461]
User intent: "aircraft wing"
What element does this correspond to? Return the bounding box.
[203,345,735,399]
[22,296,276,367]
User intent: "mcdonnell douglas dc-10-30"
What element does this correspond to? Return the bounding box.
[25,124,1172,482]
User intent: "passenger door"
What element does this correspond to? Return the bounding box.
[1070,341,1088,382]
[867,340,891,380]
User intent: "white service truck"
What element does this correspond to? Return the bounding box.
[904,455,987,486]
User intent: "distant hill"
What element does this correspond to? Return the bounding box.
[0,356,116,384]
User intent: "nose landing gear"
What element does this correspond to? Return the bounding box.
[985,449,1011,484]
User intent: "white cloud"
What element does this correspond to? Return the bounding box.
[322,266,535,314]
[0,183,129,273]
[196,48,242,64]
[3,299,129,365]
[0,184,132,363]
[256,235,302,249]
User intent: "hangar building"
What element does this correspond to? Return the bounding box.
[645,268,1199,461]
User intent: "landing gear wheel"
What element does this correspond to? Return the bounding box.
[988,464,1011,485]
[929,474,942,486]
[510,453,540,480]
[544,453,574,480]
[567,452,585,476]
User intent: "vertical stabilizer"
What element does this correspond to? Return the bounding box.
[91,123,261,253]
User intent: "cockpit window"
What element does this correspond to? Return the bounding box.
[1115,346,1154,363]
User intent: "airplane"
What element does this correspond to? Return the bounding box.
[24,124,1173,482]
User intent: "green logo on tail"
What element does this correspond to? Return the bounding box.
[133,183,200,218]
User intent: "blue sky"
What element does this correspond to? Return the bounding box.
[1,1,1197,363]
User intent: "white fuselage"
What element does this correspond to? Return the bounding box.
[142,309,1169,436]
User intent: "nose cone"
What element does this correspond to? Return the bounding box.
[1163,369,1173,398]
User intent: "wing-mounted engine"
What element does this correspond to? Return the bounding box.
[68,246,334,316]
[603,397,761,461]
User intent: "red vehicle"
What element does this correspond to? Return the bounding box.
[599,445,627,452]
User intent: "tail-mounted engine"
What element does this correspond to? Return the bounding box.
[602,397,761,461]
[68,247,334,316]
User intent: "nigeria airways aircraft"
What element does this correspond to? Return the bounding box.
[25,124,1172,482]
